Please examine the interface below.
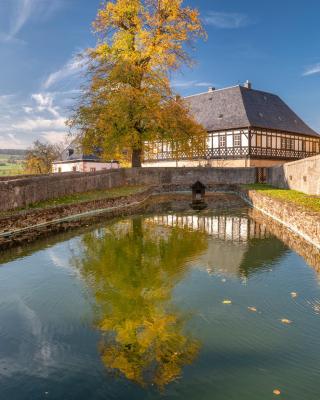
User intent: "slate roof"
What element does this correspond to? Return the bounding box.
[57,140,104,162]
[55,141,120,163]
[185,85,319,137]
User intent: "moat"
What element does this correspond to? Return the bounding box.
[0,202,320,400]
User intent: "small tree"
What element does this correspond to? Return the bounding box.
[25,140,62,174]
[68,0,207,167]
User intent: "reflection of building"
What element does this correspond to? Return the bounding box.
[146,213,288,277]
[143,82,320,168]
[147,214,270,241]
[52,142,119,173]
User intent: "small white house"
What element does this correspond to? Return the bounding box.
[52,143,120,173]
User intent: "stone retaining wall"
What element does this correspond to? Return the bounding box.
[267,154,320,195]
[0,167,256,211]
[239,188,320,250]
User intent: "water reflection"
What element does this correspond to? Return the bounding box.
[249,208,320,273]
[73,218,207,388]
[147,213,288,278]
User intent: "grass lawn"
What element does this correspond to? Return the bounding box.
[243,184,320,213]
[28,185,146,209]
[0,164,24,176]
[0,154,25,176]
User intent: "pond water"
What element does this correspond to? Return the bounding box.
[1,203,320,399]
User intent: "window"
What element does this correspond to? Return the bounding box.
[72,166,77,172]
[256,135,262,147]
[287,138,294,150]
[58,167,62,173]
[206,135,213,149]
[219,135,226,148]
[312,142,317,152]
[233,134,241,147]
[266,135,272,148]
[281,137,294,150]
[90,168,96,172]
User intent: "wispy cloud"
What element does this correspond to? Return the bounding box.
[204,12,251,29]
[0,90,71,149]
[0,0,63,43]
[12,117,66,132]
[43,55,85,90]
[31,93,61,118]
[9,0,34,40]
[302,63,320,76]
[172,80,215,89]
[0,48,81,149]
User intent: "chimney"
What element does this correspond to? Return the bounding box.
[208,87,215,92]
[244,80,252,89]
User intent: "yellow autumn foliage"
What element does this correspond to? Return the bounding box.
[68,0,207,166]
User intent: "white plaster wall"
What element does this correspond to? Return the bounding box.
[52,162,119,173]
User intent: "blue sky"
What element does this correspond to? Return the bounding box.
[0,0,320,149]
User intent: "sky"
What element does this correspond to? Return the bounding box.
[0,0,320,149]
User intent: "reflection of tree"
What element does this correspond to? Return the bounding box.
[74,217,207,389]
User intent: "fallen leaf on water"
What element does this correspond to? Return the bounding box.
[222,300,232,305]
[221,278,226,283]
[291,292,298,298]
[281,319,292,324]
[273,389,281,395]
[248,307,257,312]
[314,305,320,313]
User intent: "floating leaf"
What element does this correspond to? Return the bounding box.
[281,319,292,324]
[291,292,298,298]
[248,307,257,312]
[222,300,232,305]
[273,389,281,395]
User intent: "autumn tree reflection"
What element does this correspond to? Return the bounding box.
[74,217,207,389]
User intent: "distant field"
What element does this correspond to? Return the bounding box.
[0,153,25,176]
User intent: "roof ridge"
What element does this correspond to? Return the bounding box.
[184,85,240,99]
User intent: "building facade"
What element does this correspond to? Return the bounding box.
[52,142,119,173]
[143,82,320,168]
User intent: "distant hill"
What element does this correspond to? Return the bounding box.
[0,149,27,156]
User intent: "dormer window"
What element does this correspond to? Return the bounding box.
[218,114,223,119]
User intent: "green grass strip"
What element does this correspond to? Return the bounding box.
[242,184,320,213]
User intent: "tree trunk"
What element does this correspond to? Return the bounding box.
[132,149,142,168]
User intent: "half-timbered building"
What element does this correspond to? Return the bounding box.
[143,81,320,167]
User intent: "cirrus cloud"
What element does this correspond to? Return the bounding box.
[302,63,320,77]
[43,55,85,90]
[203,11,251,29]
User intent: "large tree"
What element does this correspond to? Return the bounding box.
[68,0,207,167]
